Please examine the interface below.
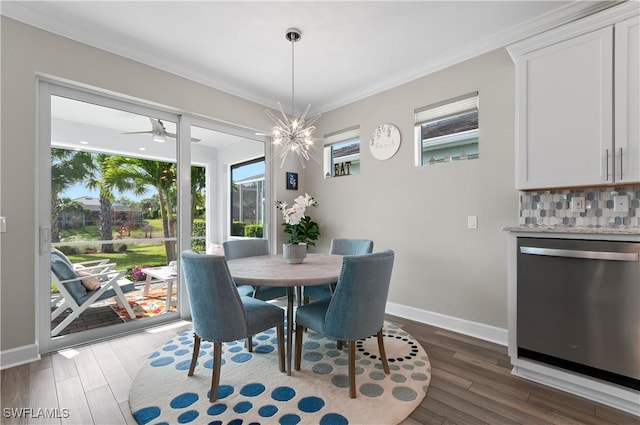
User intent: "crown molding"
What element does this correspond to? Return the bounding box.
[316,1,621,114]
[1,1,622,115]
[508,0,639,60]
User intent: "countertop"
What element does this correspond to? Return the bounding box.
[502,226,640,235]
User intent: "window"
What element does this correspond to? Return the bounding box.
[415,92,479,166]
[230,158,265,237]
[323,126,360,178]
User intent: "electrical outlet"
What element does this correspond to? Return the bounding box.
[614,195,629,212]
[570,197,585,213]
[467,215,478,229]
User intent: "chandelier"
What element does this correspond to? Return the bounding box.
[266,28,321,168]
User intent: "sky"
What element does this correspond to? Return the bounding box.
[61,160,265,201]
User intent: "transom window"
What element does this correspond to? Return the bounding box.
[415,92,479,166]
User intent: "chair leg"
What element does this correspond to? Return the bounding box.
[294,324,304,371]
[277,324,285,373]
[210,341,222,402]
[188,335,201,377]
[246,336,253,352]
[376,329,390,374]
[349,341,356,399]
[337,340,343,350]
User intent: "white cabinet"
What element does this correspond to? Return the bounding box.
[615,16,640,184]
[509,5,639,190]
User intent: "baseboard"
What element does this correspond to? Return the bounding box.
[385,302,508,346]
[0,305,506,370]
[0,343,40,370]
[512,359,640,417]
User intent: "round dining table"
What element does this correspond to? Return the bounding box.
[227,253,343,375]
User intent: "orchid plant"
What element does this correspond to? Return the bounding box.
[274,193,320,246]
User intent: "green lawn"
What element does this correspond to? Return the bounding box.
[56,218,203,274]
[60,219,164,241]
[66,243,168,271]
[59,219,169,271]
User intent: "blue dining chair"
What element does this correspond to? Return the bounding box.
[223,239,287,301]
[302,238,374,302]
[294,250,395,398]
[181,250,285,402]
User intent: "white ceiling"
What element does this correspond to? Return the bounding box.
[1,0,615,116]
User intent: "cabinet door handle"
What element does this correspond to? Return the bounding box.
[619,147,623,180]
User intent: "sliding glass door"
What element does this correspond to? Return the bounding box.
[39,83,185,352]
[38,81,270,353]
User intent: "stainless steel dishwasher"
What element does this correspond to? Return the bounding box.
[517,237,640,390]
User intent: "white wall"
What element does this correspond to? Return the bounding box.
[0,17,276,354]
[305,48,519,330]
[1,16,519,358]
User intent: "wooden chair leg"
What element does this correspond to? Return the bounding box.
[294,324,304,371]
[277,324,285,373]
[188,335,201,377]
[337,340,343,350]
[210,341,222,402]
[246,336,253,352]
[376,329,390,374]
[349,341,356,398]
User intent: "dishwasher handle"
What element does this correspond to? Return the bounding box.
[520,246,639,262]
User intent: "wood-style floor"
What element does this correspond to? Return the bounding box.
[2,316,638,425]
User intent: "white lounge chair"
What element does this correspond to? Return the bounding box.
[50,249,136,336]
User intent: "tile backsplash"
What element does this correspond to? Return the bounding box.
[519,186,640,228]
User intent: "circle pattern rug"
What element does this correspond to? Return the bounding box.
[129,321,431,425]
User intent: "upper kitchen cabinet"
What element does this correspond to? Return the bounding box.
[615,16,640,184]
[508,4,639,190]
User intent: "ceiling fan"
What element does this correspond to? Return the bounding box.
[123,118,200,143]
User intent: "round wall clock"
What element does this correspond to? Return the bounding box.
[370,123,401,160]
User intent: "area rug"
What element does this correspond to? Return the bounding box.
[109,285,177,320]
[129,322,430,425]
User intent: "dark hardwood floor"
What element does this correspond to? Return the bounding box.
[1,316,638,425]
[391,315,639,425]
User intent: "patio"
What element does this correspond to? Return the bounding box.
[50,280,176,336]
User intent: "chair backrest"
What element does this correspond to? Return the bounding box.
[223,239,269,260]
[50,249,87,303]
[181,250,249,342]
[51,248,75,268]
[324,250,394,340]
[329,239,374,255]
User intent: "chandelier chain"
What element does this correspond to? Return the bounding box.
[265,27,321,168]
[291,34,295,117]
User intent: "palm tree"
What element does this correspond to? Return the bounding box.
[191,166,206,219]
[50,148,92,242]
[104,157,177,262]
[85,153,116,253]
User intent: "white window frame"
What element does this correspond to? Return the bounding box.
[414,92,479,167]
[323,126,361,178]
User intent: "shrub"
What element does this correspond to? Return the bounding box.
[191,220,206,252]
[231,221,246,236]
[244,224,263,238]
[58,245,79,255]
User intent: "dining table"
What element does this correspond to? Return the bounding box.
[226,253,344,375]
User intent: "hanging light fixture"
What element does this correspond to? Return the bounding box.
[266,28,321,168]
